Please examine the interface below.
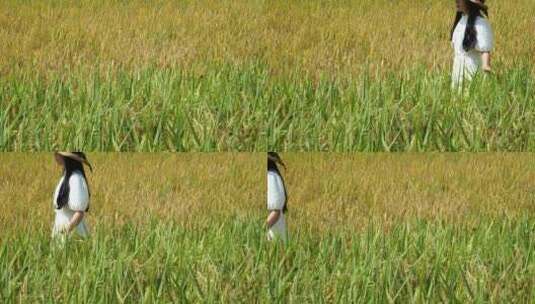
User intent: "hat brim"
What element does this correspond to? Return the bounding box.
[268,153,286,169]
[55,152,93,171]
[469,0,488,10]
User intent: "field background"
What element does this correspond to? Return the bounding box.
[0,153,263,232]
[1,0,534,151]
[1,153,534,302]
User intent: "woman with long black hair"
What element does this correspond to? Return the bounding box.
[267,152,288,243]
[51,152,93,239]
[451,0,494,87]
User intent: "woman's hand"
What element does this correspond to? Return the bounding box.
[266,210,281,228]
[481,52,492,73]
[66,211,85,233]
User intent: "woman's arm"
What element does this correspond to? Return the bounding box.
[66,211,85,232]
[481,52,491,72]
[266,210,281,228]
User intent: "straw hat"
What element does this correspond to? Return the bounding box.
[268,152,286,169]
[55,152,93,171]
[469,0,488,11]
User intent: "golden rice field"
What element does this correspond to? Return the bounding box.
[1,0,534,151]
[1,153,534,302]
[1,0,534,76]
[282,153,535,230]
[0,153,263,233]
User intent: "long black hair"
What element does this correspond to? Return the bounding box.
[56,152,90,211]
[267,152,288,213]
[450,0,489,52]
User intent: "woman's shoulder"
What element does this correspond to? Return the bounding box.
[67,171,89,210]
[267,170,282,181]
[475,16,491,28]
[474,16,493,48]
[68,171,88,187]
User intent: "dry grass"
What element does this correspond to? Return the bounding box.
[281,153,535,232]
[0,153,263,236]
[1,0,533,78]
[1,153,533,235]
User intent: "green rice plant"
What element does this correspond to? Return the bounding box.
[1,153,533,302]
[268,66,534,151]
[1,0,534,151]
[1,218,534,303]
[0,65,269,151]
[2,64,533,151]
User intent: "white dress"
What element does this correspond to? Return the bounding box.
[451,15,494,87]
[52,171,90,238]
[267,171,287,242]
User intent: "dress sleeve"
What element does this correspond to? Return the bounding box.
[267,173,284,211]
[68,173,89,211]
[475,17,494,52]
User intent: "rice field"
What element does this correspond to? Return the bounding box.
[1,153,534,302]
[1,0,534,302]
[0,66,269,151]
[1,0,534,151]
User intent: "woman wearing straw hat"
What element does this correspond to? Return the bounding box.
[51,152,93,239]
[267,152,288,243]
[451,0,494,87]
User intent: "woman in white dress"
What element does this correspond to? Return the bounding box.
[451,0,494,87]
[51,152,93,239]
[267,152,288,243]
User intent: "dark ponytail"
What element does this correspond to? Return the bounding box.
[450,12,463,41]
[267,158,288,213]
[463,13,479,51]
[450,1,488,52]
[56,154,90,211]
